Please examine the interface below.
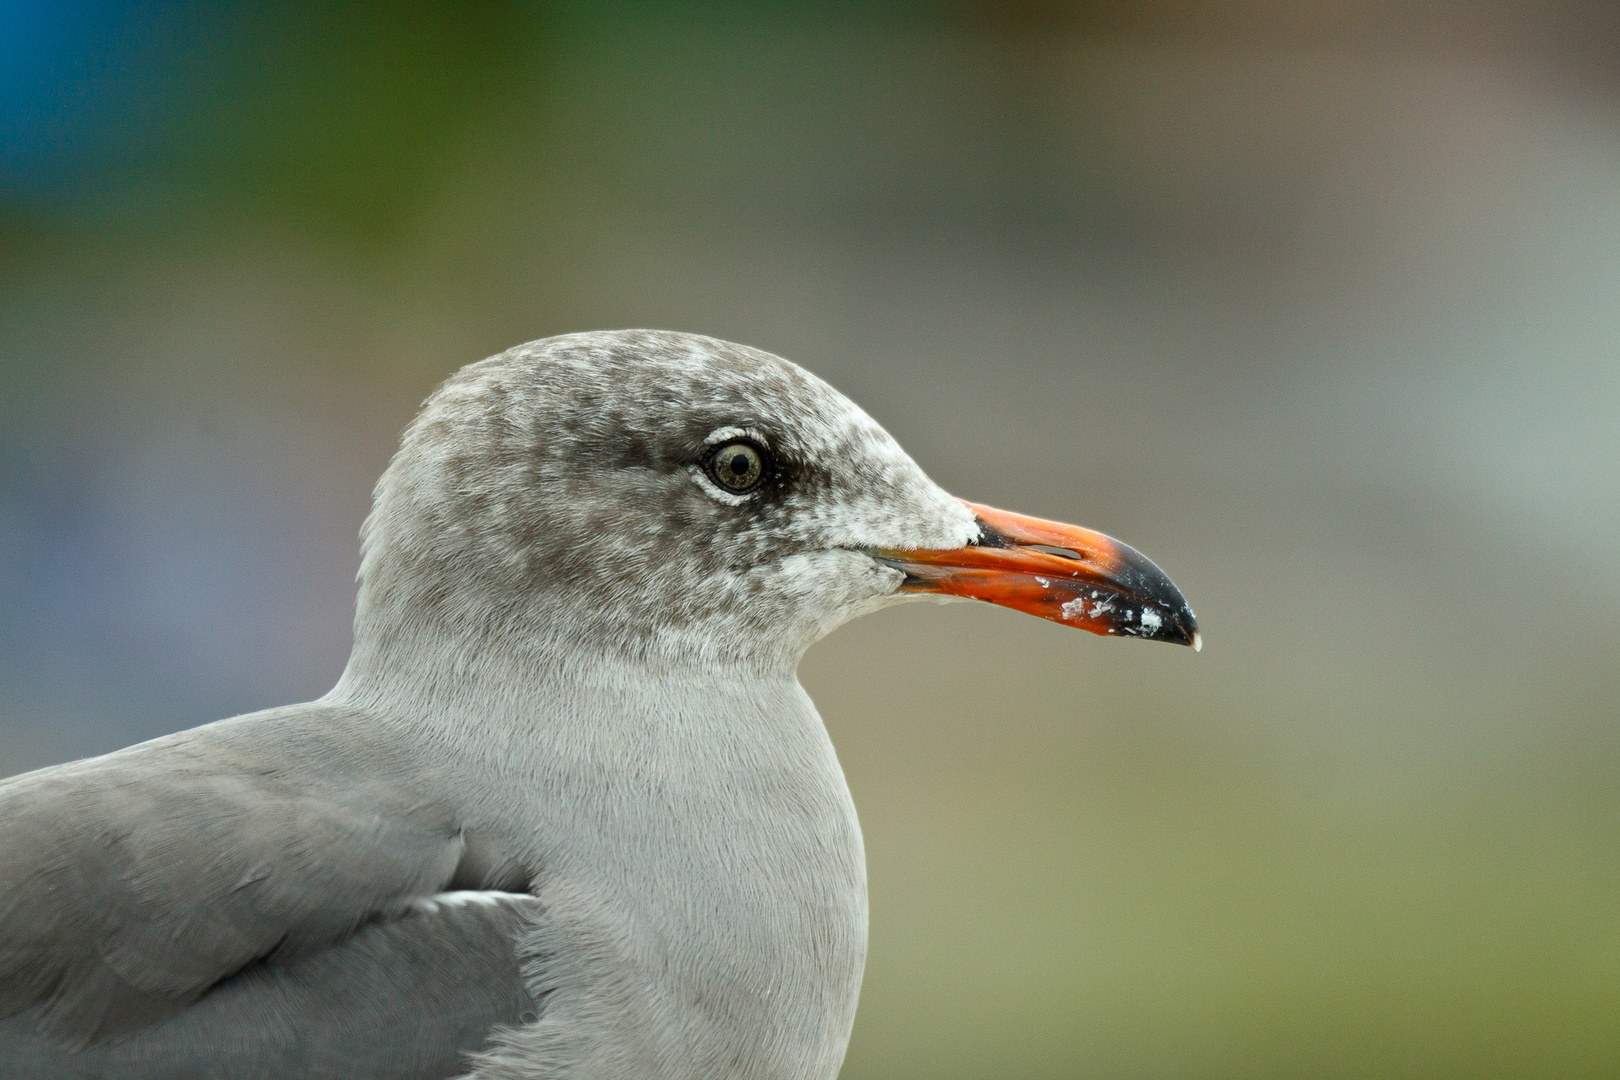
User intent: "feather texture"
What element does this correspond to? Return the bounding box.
[0,890,538,1078]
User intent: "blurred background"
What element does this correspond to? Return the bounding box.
[2,1,1617,1076]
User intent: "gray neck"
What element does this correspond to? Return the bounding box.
[326,592,868,1080]
[331,594,806,718]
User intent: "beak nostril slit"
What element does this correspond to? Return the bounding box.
[1028,544,1085,562]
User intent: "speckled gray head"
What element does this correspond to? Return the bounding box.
[348,329,1197,679]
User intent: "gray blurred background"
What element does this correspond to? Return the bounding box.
[2,2,1617,1076]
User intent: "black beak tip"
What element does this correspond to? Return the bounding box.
[1162,604,1202,650]
[1115,597,1200,649]
[1111,543,1201,650]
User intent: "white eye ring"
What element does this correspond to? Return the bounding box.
[691,426,773,504]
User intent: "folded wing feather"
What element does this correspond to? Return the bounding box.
[0,704,533,1074]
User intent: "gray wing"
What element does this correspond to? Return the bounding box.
[0,891,540,1080]
[0,705,531,1071]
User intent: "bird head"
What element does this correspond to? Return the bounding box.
[352,330,1197,677]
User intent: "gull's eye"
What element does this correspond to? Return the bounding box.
[706,440,766,493]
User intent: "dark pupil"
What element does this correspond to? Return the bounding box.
[728,454,750,475]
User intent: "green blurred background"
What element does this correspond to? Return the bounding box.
[3,2,1617,1076]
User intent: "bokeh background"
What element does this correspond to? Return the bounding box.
[3,2,1618,1076]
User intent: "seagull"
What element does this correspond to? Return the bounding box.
[0,330,1198,1080]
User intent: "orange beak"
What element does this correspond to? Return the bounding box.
[877,501,1201,649]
